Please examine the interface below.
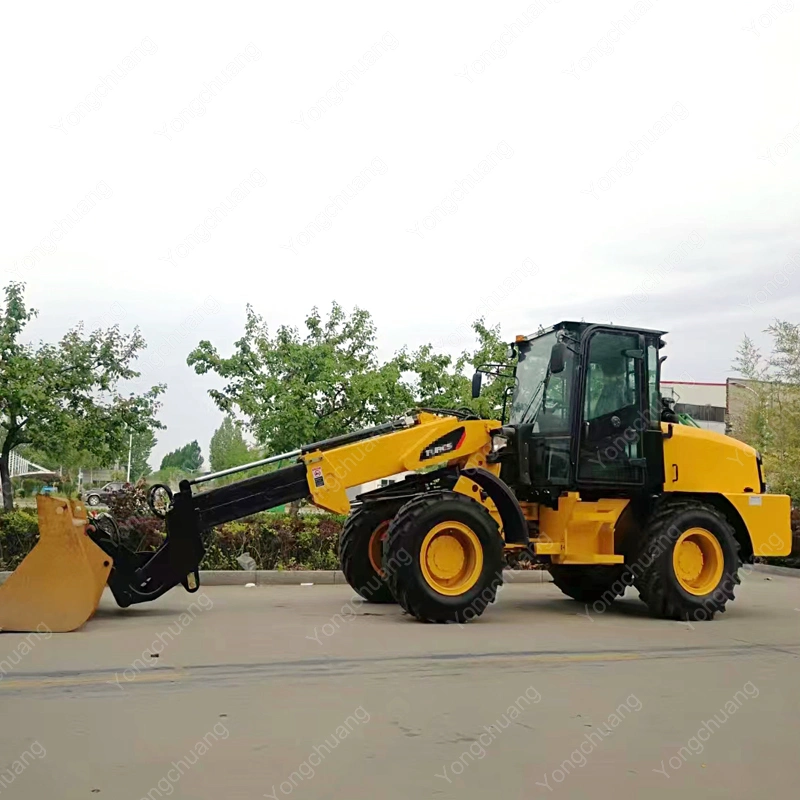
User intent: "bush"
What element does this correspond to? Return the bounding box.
[114,510,344,570]
[201,512,342,570]
[0,509,40,570]
[106,481,150,519]
[19,479,41,498]
[116,516,166,550]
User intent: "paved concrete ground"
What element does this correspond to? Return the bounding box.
[1,571,799,799]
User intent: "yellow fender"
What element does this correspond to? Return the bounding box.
[0,496,113,633]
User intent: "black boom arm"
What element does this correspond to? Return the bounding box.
[91,462,313,608]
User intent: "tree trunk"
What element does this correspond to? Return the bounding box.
[0,447,14,511]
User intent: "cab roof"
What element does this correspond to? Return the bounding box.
[515,320,668,344]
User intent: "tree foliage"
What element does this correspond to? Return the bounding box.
[127,429,157,481]
[148,466,191,491]
[188,302,515,456]
[732,323,800,500]
[160,440,203,472]
[189,303,415,453]
[399,320,512,419]
[0,282,164,509]
[209,415,250,472]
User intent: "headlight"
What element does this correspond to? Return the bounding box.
[491,434,509,453]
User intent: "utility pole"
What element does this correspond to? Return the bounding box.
[126,433,133,482]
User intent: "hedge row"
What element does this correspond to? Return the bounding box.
[0,509,342,572]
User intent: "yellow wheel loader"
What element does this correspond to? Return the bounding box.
[0,321,791,631]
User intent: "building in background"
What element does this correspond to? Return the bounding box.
[661,381,727,434]
[726,377,760,435]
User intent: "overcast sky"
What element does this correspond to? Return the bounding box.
[2,0,798,469]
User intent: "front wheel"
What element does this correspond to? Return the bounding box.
[339,502,401,603]
[87,495,100,507]
[383,491,504,624]
[635,500,741,621]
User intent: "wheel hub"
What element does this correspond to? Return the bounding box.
[368,521,390,576]
[676,540,704,582]
[426,535,466,579]
[420,522,483,596]
[672,528,724,596]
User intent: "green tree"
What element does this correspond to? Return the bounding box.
[160,440,203,472]
[209,416,250,471]
[732,324,800,500]
[188,303,516,458]
[20,424,157,484]
[17,436,105,481]
[148,466,190,491]
[126,428,157,481]
[188,303,415,454]
[0,282,164,510]
[400,320,513,419]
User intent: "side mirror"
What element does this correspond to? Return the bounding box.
[471,372,483,399]
[549,342,566,374]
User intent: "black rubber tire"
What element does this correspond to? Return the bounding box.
[339,503,401,603]
[634,499,741,621]
[383,491,504,624]
[87,494,100,506]
[548,564,630,604]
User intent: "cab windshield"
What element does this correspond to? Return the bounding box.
[509,333,556,425]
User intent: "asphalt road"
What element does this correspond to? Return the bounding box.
[1,571,799,799]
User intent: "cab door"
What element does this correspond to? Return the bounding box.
[575,328,647,487]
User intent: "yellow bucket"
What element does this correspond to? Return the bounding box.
[0,496,113,632]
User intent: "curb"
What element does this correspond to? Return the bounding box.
[0,569,552,587]
[200,570,342,586]
[752,563,800,578]
[200,569,552,586]
[201,569,551,586]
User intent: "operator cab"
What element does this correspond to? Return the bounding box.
[498,321,666,504]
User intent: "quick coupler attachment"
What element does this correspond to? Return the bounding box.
[88,487,206,609]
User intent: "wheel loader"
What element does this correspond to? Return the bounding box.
[0,320,791,631]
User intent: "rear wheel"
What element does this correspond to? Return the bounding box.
[383,491,504,623]
[548,564,629,605]
[635,500,740,621]
[339,503,401,603]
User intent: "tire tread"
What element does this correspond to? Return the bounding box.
[383,490,504,623]
[634,498,740,620]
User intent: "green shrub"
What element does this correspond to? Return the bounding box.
[0,504,343,572]
[0,509,40,570]
[106,481,150,519]
[200,511,342,570]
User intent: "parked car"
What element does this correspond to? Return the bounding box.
[38,485,57,496]
[82,481,125,507]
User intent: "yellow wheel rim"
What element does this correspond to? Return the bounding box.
[368,521,390,577]
[419,521,483,596]
[672,528,724,596]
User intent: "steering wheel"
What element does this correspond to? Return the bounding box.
[543,398,567,415]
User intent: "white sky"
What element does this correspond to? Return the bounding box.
[2,0,799,469]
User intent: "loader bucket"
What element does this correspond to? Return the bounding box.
[0,496,112,633]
